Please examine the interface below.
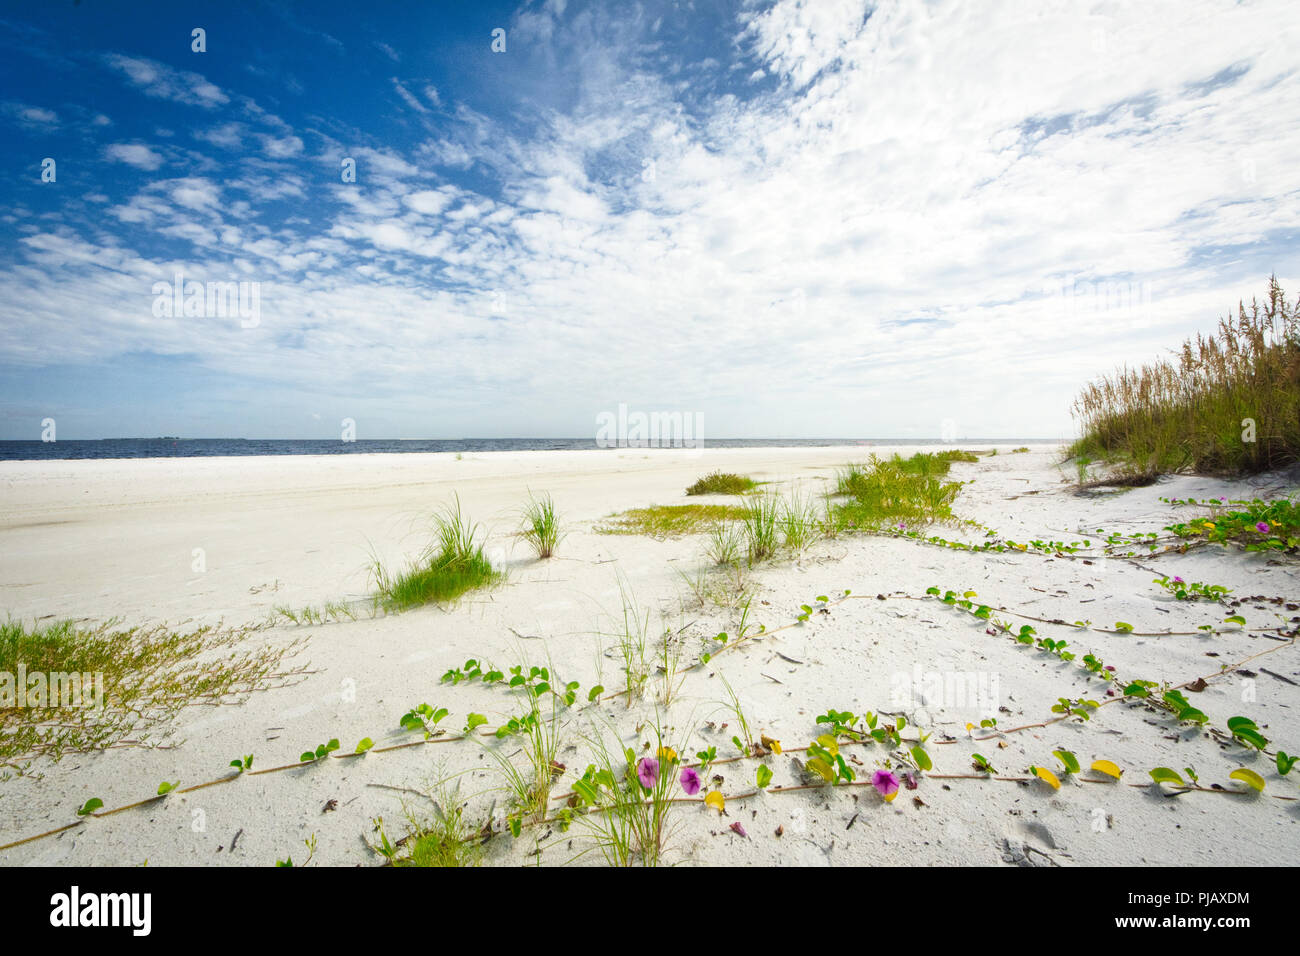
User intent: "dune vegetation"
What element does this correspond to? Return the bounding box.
[1069,276,1299,476]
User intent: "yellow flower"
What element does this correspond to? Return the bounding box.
[761,734,782,754]
[657,746,677,763]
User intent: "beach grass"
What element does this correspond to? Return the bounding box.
[685,471,757,496]
[596,503,747,537]
[739,493,781,563]
[0,617,302,765]
[831,454,963,530]
[371,496,499,612]
[1068,276,1299,476]
[519,492,563,559]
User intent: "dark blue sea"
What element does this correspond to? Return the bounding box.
[0,438,1056,462]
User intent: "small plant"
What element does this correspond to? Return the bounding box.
[229,754,254,773]
[400,703,450,739]
[717,674,754,755]
[570,720,686,866]
[704,520,742,566]
[1152,575,1231,601]
[519,492,564,559]
[740,493,780,564]
[300,738,340,763]
[971,753,996,774]
[610,581,652,703]
[779,490,821,556]
[277,833,317,867]
[370,495,499,612]
[686,472,756,496]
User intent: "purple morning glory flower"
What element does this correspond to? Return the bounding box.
[679,766,701,796]
[872,770,900,799]
[1172,576,1184,583]
[729,821,748,838]
[636,757,659,790]
[1256,521,1270,533]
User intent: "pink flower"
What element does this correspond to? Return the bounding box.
[636,757,659,790]
[729,821,748,838]
[1172,576,1184,584]
[872,770,900,799]
[1256,521,1270,533]
[679,766,701,796]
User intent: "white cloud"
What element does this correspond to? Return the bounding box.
[105,54,229,108]
[5,0,1300,439]
[104,142,163,170]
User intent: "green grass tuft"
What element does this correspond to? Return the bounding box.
[519,492,563,559]
[371,495,500,612]
[597,504,747,538]
[831,454,963,530]
[685,472,757,496]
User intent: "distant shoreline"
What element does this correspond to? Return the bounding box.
[0,437,1064,462]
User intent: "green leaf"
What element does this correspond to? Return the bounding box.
[910,746,932,771]
[1149,767,1186,787]
[77,798,103,817]
[756,765,773,789]
[355,737,374,754]
[1223,615,1246,626]
[1228,768,1265,792]
[464,713,487,732]
[1233,728,1269,751]
[157,781,178,796]
[1053,750,1080,775]
[805,756,835,783]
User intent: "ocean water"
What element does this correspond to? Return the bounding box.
[0,437,1056,462]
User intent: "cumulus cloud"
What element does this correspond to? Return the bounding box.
[104,142,164,170]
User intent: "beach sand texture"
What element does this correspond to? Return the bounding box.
[1,445,1297,866]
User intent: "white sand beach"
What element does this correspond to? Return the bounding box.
[1,445,1297,867]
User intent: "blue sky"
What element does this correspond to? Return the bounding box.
[2,0,1298,440]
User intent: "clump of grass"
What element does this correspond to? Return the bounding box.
[740,493,780,564]
[1012,446,1031,453]
[596,503,747,538]
[608,582,650,702]
[371,496,499,612]
[519,492,563,559]
[484,681,566,835]
[685,472,756,495]
[780,490,821,556]
[1069,276,1300,475]
[372,780,484,868]
[704,520,742,565]
[832,455,963,530]
[0,618,305,765]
